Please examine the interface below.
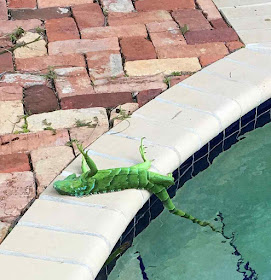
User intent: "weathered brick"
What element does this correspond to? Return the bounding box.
[54,67,95,98]
[0,153,30,173]
[10,7,71,20]
[125,58,201,76]
[61,92,134,109]
[27,108,108,132]
[169,75,189,87]
[0,171,35,223]
[196,0,222,20]
[16,54,85,72]
[0,86,22,101]
[172,9,212,31]
[48,38,120,55]
[38,0,93,8]
[8,0,36,9]
[86,51,124,80]
[101,0,134,12]
[137,88,162,107]
[31,146,74,194]
[185,28,239,44]
[120,37,156,61]
[226,41,244,52]
[0,221,10,243]
[94,74,167,93]
[110,103,138,126]
[150,30,186,48]
[199,54,226,67]
[45,17,79,42]
[13,32,47,59]
[72,3,104,30]
[211,18,228,29]
[146,21,179,33]
[157,42,229,59]
[0,101,24,135]
[0,19,41,36]
[0,0,8,20]
[24,85,59,114]
[0,130,69,155]
[0,73,47,87]
[70,124,109,155]
[108,10,172,26]
[81,24,147,40]
[0,37,12,48]
[0,52,13,72]
[135,0,194,11]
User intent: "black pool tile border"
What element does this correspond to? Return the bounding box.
[96,98,271,280]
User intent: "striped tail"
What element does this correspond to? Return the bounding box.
[153,185,219,232]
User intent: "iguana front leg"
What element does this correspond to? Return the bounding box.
[77,144,98,176]
[131,137,152,170]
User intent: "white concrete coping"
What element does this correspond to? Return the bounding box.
[1,1,271,279]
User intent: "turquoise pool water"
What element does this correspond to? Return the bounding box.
[108,122,271,280]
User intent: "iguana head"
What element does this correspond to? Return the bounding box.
[53,173,95,197]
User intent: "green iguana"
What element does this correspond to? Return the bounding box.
[54,138,218,232]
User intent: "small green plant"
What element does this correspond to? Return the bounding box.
[111,107,131,122]
[180,24,189,35]
[9,27,25,43]
[35,26,45,35]
[44,66,57,81]
[42,119,56,135]
[102,8,109,16]
[66,139,79,147]
[75,119,97,128]
[170,71,181,76]
[13,115,30,134]
[163,76,171,87]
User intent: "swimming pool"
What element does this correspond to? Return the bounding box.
[98,99,271,280]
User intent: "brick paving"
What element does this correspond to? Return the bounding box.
[0,0,243,242]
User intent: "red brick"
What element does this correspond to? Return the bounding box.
[54,67,95,98]
[146,21,179,33]
[150,30,186,48]
[196,0,222,21]
[86,50,124,80]
[137,88,163,107]
[45,17,79,42]
[8,0,36,9]
[169,75,189,87]
[0,171,35,223]
[135,0,194,11]
[226,41,245,52]
[0,52,13,73]
[10,7,71,20]
[0,37,12,48]
[72,3,104,30]
[0,86,22,101]
[81,24,147,40]
[0,153,30,173]
[0,19,41,36]
[0,0,8,20]
[0,130,69,155]
[199,54,226,67]
[0,73,47,88]
[94,74,167,93]
[185,28,239,44]
[156,42,229,59]
[24,85,59,114]
[211,18,228,29]
[108,10,172,26]
[48,38,120,55]
[38,0,93,8]
[120,37,156,61]
[15,54,85,73]
[61,92,134,109]
[172,9,212,31]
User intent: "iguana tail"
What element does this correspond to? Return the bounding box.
[153,185,219,232]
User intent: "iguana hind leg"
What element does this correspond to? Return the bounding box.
[154,185,219,232]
